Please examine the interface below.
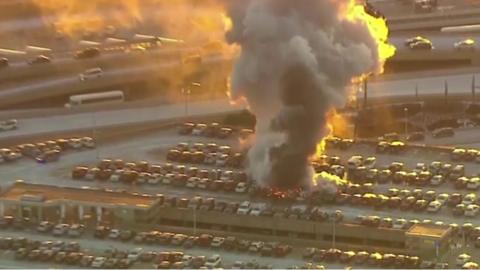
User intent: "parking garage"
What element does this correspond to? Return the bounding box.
[0,181,161,227]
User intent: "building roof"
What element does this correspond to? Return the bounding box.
[406,223,451,239]
[0,182,158,209]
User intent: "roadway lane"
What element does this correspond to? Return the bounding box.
[389,32,480,51]
[0,98,245,141]
[372,0,480,18]
[360,70,480,98]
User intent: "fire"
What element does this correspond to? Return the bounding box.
[221,12,233,32]
[312,0,396,187]
[343,0,396,68]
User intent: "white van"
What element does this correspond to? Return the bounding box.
[79,67,103,81]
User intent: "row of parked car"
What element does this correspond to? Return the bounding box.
[452,148,480,163]
[1,235,133,269]
[72,159,250,193]
[167,141,245,169]
[178,122,254,140]
[0,136,95,164]
[302,247,426,269]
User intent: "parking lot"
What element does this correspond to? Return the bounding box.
[1,122,480,268]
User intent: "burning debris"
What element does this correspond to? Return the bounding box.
[225,0,395,189]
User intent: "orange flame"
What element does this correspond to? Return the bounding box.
[312,0,396,186]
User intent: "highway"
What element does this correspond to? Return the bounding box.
[362,69,480,99]
[0,99,245,142]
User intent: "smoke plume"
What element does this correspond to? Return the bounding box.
[31,0,228,43]
[225,0,394,189]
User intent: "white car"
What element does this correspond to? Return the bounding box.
[127,247,143,261]
[363,157,376,169]
[436,193,449,205]
[80,137,96,148]
[235,182,248,193]
[410,40,434,50]
[237,201,251,215]
[405,36,428,46]
[147,174,161,185]
[109,170,123,182]
[456,253,472,266]
[215,154,229,167]
[91,256,107,268]
[392,219,407,229]
[467,177,480,190]
[182,255,193,266]
[0,119,17,131]
[205,153,217,165]
[465,204,480,217]
[205,254,222,268]
[68,138,83,149]
[249,203,267,216]
[210,237,225,248]
[192,124,207,135]
[427,200,442,213]
[454,39,475,51]
[79,67,103,81]
[108,229,121,239]
[462,193,477,205]
[220,171,234,181]
[347,155,363,170]
[197,178,209,189]
[248,241,264,253]
[162,173,175,185]
[430,175,444,186]
[186,177,199,188]
[52,224,70,236]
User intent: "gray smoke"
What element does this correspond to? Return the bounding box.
[225,0,386,189]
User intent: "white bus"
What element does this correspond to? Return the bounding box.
[65,90,124,108]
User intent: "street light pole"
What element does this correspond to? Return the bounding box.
[404,108,409,138]
[193,207,197,235]
[332,220,336,249]
[181,82,201,120]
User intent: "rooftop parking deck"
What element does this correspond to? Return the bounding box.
[0,182,158,208]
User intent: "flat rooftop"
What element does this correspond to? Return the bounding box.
[0,182,157,208]
[406,224,451,239]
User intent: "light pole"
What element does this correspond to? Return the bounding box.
[181,82,201,120]
[91,112,99,160]
[193,207,197,235]
[181,87,191,120]
[404,107,409,138]
[332,219,336,249]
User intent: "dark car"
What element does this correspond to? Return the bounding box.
[94,225,110,238]
[75,47,101,59]
[407,132,425,142]
[28,55,51,65]
[433,127,454,138]
[119,230,135,241]
[179,123,195,135]
[0,215,14,228]
[223,236,237,250]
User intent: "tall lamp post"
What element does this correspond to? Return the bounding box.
[181,82,201,120]
[404,107,409,139]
